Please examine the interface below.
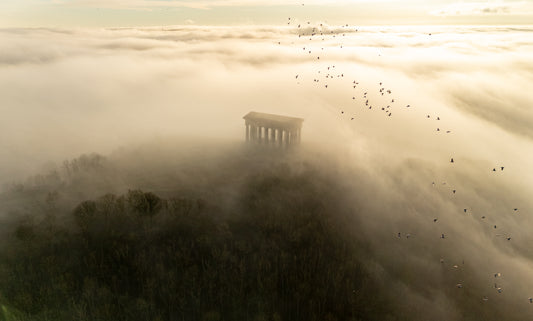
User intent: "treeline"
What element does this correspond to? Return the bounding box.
[0,164,400,321]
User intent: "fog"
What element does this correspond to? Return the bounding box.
[1,24,533,319]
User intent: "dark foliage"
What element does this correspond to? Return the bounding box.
[0,166,398,321]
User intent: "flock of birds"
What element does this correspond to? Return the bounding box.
[280,16,531,307]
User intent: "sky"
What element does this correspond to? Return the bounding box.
[1,0,533,27]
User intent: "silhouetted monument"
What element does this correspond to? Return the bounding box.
[243,111,303,147]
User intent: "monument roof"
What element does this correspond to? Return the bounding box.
[243,111,304,127]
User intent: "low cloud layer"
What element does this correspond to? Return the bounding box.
[1,24,532,183]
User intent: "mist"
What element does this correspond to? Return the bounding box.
[1,24,533,320]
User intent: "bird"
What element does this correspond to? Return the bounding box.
[529,297,533,303]
[514,208,518,211]
[456,283,463,288]
[453,190,456,194]
[492,168,496,172]
[501,167,504,171]
[433,218,438,222]
[464,209,467,213]
[494,273,501,278]
[398,232,401,238]
[441,234,445,239]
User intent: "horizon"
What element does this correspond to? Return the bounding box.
[2,0,533,28]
